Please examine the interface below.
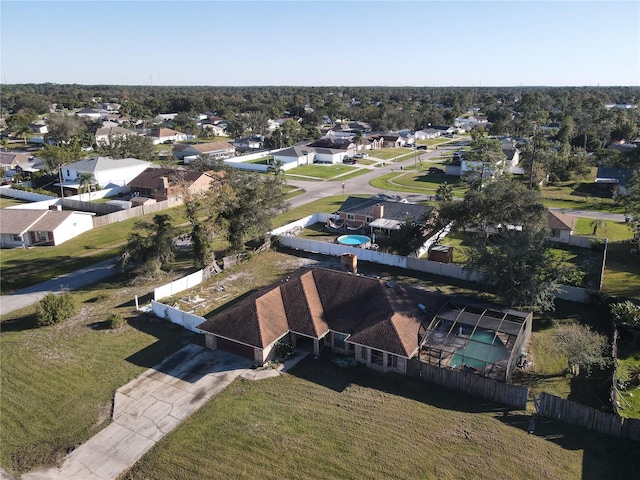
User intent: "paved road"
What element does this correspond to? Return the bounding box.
[0,258,119,316]
[21,344,305,480]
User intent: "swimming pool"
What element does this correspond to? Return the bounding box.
[337,235,371,248]
[449,330,510,371]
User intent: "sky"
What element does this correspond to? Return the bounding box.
[1,0,639,87]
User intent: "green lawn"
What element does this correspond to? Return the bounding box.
[370,170,466,197]
[0,196,30,208]
[122,355,640,480]
[366,147,415,161]
[0,205,188,293]
[285,164,361,180]
[602,242,640,298]
[574,218,634,242]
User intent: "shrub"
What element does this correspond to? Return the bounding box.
[611,301,640,330]
[36,290,75,327]
[274,341,294,359]
[105,313,125,330]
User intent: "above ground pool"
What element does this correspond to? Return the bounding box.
[337,234,371,248]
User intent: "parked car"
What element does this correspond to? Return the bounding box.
[355,153,368,158]
[343,158,357,164]
[428,167,444,174]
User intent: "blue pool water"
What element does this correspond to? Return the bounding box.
[449,330,510,370]
[337,235,371,246]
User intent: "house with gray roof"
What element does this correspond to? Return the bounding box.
[336,196,432,233]
[273,145,316,167]
[94,126,138,147]
[59,157,152,189]
[0,209,94,247]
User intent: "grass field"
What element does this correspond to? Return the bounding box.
[0,196,31,208]
[285,164,360,180]
[370,170,466,198]
[0,205,189,293]
[122,355,640,480]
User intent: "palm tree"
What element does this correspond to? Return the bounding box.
[77,172,95,201]
[1,138,8,152]
[267,158,286,185]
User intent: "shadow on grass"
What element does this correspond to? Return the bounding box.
[123,312,202,370]
[0,312,39,332]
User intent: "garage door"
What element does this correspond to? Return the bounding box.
[217,337,255,360]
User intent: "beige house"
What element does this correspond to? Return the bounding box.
[128,167,223,201]
[546,210,577,243]
[0,209,94,247]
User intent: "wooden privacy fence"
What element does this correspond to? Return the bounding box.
[92,198,182,227]
[538,392,640,441]
[414,361,529,410]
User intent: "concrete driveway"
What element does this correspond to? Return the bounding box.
[22,344,253,480]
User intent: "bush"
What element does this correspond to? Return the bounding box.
[274,341,294,359]
[105,313,125,330]
[611,301,640,330]
[36,290,75,327]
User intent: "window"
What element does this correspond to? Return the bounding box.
[347,214,355,221]
[387,354,397,368]
[334,332,348,349]
[550,229,560,237]
[360,346,368,360]
[12,234,22,242]
[370,349,383,366]
[35,231,48,242]
[366,216,373,223]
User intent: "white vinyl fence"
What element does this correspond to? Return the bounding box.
[151,300,206,333]
[154,269,205,301]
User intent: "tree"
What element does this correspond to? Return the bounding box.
[119,214,177,278]
[77,171,95,201]
[554,323,610,376]
[438,177,560,310]
[266,158,286,185]
[99,134,155,161]
[45,113,86,145]
[40,142,84,197]
[611,301,640,330]
[36,288,76,327]
[183,181,235,268]
[389,222,426,256]
[462,131,506,190]
[6,111,36,144]
[221,171,287,251]
[435,182,453,202]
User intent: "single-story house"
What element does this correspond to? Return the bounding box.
[172,141,236,161]
[336,196,432,234]
[382,133,405,148]
[127,167,223,201]
[500,138,522,174]
[196,267,533,382]
[415,128,442,140]
[546,210,576,243]
[30,121,48,134]
[147,128,188,145]
[272,145,315,167]
[0,208,94,248]
[1,152,32,175]
[364,134,385,150]
[59,157,152,189]
[196,267,450,373]
[154,113,179,123]
[314,148,349,164]
[94,126,138,147]
[232,136,264,153]
[595,166,633,196]
[76,108,107,120]
[200,122,227,137]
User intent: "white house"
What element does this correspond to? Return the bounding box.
[273,145,315,168]
[94,126,138,147]
[59,157,153,189]
[546,210,576,244]
[0,209,94,247]
[415,128,441,140]
[313,148,348,164]
[147,128,188,145]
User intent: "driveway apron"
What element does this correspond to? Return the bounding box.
[22,344,252,480]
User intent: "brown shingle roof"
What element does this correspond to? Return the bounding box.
[128,168,222,189]
[0,209,75,234]
[198,268,448,356]
[547,210,576,231]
